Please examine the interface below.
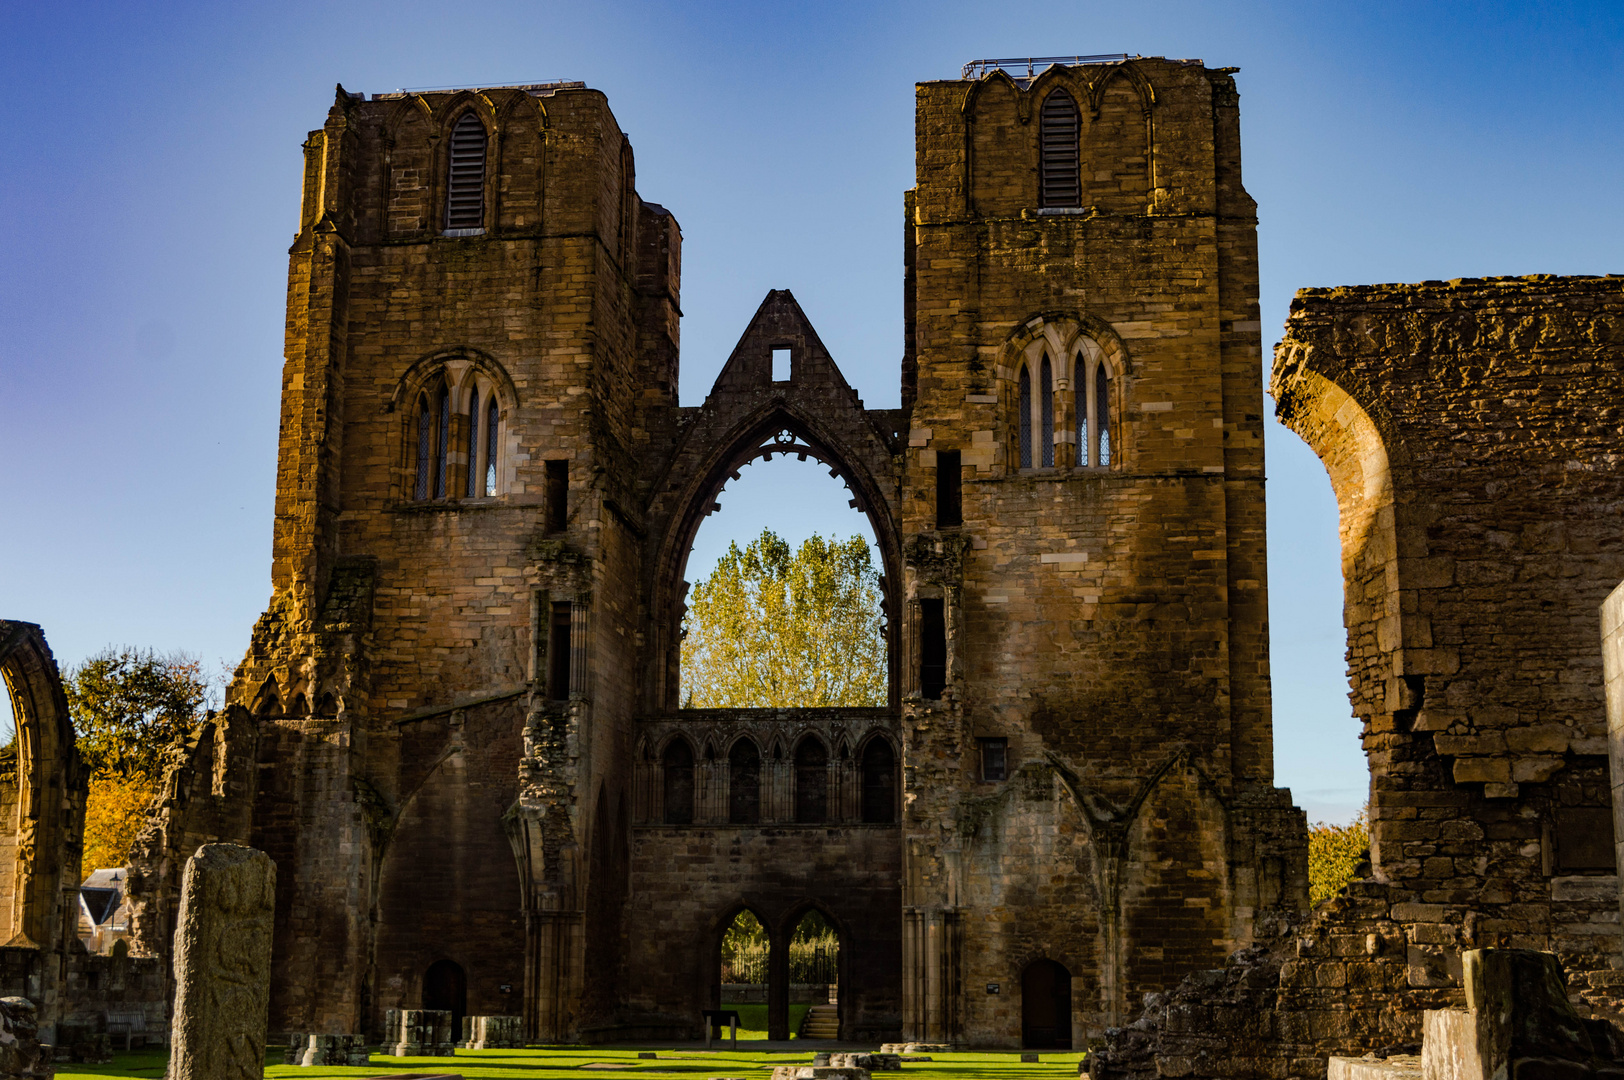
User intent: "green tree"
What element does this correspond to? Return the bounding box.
[681,529,886,708]
[65,647,210,785]
[1308,806,1370,904]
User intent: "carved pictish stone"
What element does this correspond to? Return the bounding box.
[168,843,276,1080]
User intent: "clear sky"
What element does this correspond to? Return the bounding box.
[2,1,1621,824]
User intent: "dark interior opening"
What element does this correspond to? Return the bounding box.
[729,738,762,824]
[545,459,569,533]
[936,449,962,528]
[424,958,469,1040]
[919,598,946,700]
[1021,957,1071,1049]
[794,737,828,824]
[548,601,572,699]
[663,739,695,825]
[860,738,896,823]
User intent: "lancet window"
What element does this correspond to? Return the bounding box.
[1039,89,1081,209]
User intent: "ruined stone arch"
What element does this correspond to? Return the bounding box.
[648,402,903,710]
[1086,63,1156,118]
[0,621,86,952]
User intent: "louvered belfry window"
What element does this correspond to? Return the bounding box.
[1039,89,1081,208]
[445,112,487,231]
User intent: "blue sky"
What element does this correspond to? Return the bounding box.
[3,1,1621,824]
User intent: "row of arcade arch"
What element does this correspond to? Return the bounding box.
[654,733,896,826]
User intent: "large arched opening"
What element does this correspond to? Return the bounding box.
[658,413,899,711]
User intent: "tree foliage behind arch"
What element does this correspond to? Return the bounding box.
[681,529,886,708]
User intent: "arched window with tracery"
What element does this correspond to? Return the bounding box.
[1039,89,1081,209]
[445,111,488,232]
[1074,338,1115,468]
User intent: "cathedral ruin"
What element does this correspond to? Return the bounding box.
[2,54,1621,1071]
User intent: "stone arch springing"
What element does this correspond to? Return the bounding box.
[650,404,903,711]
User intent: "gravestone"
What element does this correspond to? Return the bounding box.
[168,843,276,1080]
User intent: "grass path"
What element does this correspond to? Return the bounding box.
[53,1045,1087,1080]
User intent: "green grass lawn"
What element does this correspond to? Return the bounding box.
[717,1002,810,1039]
[52,1045,1088,1080]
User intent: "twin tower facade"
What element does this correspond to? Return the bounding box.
[130,58,1307,1047]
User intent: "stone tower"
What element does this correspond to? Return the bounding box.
[897,56,1305,1043]
[127,59,1308,1050]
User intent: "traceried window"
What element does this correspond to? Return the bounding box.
[445,112,488,232]
[1039,89,1081,209]
[409,373,502,503]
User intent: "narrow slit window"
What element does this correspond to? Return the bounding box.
[919,598,946,700]
[1040,354,1055,467]
[1039,90,1081,209]
[936,449,962,528]
[548,601,572,700]
[772,347,792,382]
[445,112,487,231]
[485,395,499,494]
[466,390,480,497]
[434,387,451,498]
[545,459,569,533]
[1018,366,1033,468]
[1096,364,1111,467]
[414,394,433,499]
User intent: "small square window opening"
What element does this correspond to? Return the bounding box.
[978,737,1008,783]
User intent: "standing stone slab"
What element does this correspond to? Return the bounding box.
[168,844,276,1080]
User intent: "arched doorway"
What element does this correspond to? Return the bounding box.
[1021,958,1072,1049]
[790,909,840,1040]
[424,958,468,1040]
[718,909,769,1034]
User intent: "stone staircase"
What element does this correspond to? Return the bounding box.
[799,1004,839,1040]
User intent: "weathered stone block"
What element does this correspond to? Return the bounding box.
[461,1014,524,1049]
[169,843,276,1080]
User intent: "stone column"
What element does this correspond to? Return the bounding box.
[168,843,276,1080]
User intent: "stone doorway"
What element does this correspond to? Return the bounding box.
[789,909,840,1040]
[718,909,769,1033]
[1021,958,1071,1049]
[424,959,467,1039]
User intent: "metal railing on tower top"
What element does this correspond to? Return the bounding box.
[960,54,1202,80]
